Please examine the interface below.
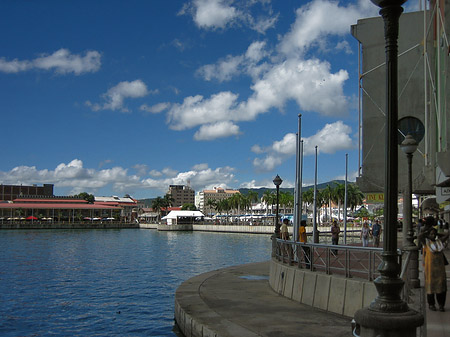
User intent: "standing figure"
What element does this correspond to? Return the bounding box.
[330,220,340,254]
[418,221,449,312]
[371,219,382,248]
[360,222,371,247]
[299,220,310,269]
[280,218,290,240]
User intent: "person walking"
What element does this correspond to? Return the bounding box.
[330,220,340,254]
[360,222,371,247]
[371,219,382,248]
[418,220,449,312]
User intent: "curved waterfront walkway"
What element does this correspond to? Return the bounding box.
[174,261,350,337]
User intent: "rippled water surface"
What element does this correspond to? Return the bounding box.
[0,229,271,336]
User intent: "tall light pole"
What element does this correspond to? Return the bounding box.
[313,146,319,243]
[273,175,283,238]
[355,0,423,335]
[344,153,348,244]
[400,133,420,288]
[294,114,302,242]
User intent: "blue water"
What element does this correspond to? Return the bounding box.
[0,229,271,336]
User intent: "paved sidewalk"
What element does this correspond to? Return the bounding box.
[175,249,449,337]
[175,261,351,337]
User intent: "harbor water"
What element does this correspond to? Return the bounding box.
[0,229,271,336]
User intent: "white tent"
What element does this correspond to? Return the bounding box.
[162,210,205,225]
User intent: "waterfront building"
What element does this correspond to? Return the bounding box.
[167,185,195,207]
[351,5,450,215]
[0,195,122,222]
[0,183,54,201]
[196,187,240,215]
[94,195,138,222]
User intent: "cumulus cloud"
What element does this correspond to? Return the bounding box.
[278,0,376,56]
[86,80,151,113]
[167,91,240,130]
[0,49,101,75]
[0,160,237,196]
[167,0,379,141]
[180,0,277,33]
[196,41,269,82]
[194,121,241,141]
[169,57,349,136]
[140,102,171,114]
[252,121,354,171]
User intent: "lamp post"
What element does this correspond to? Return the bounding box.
[354,0,423,335]
[273,175,283,238]
[400,134,420,288]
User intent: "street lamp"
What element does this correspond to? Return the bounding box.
[354,0,423,335]
[400,133,418,246]
[273,174,283,238]
[400,133,420,288]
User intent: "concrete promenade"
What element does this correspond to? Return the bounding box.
[175,248,450,337]
[175,261,351,337]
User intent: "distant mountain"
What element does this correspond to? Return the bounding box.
[238,180,346,200]
[137,180,349,204]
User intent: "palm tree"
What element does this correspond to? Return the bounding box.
[347,184,364,212]
[206,199,217,216]
[302,188,314,216]
[280,191,294,216]
[262,190,275,215]
[315,189,326,225]
[322,184,334,223]
[332,183,346,221]
[151,197,164,221]
[162,194,175,213]
[245,191,259,216]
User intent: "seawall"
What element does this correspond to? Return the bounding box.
[0,222,140,230]
[269,258,377,318]
[140,223,338,234]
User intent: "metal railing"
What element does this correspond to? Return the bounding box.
[274,238,384,281]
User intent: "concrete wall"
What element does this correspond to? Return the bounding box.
[269,258,377,318]
[0,222,139,230]
[140,223,335,234]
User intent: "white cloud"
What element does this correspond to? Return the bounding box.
[193,0,238,30]
[278,0,376,56]
[197,55,243,82]
[86,80,150,113]
[140,102,171,114]
[194,121,241,140]
[302,121,354,155]
[167,92,240,130]
[0,49,101,75]
[196,41,269,82]
[180,0,277,33]
[169,1,373,141]
[252,121,354,171]
[170,57,349,137]
[0,160,237,197]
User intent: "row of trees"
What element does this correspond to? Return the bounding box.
[149,183,365,223]
[209,182,364,223]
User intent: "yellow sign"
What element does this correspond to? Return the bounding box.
[365,193,384,203]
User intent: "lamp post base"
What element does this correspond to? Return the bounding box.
[355,307,423,337]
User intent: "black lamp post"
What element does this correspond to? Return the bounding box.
[273,174,283,238]
[400,134,418,246]
[400,134,420,288]
[354,0,423,335]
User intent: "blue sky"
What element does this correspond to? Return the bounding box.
[0,0,417,199]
